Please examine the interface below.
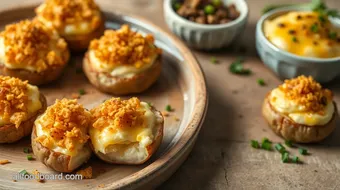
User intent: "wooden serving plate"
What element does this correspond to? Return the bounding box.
[0,4,207,190]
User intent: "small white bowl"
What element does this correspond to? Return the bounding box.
[163,0,249,50]
[256,7,340,83]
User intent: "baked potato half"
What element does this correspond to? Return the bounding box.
[89,97,164,164]
[83,53,162,95]
[35,0,105,52]
[0,20,70,85]
[262,95,338,143]
[0,76,47,143]
[31,99,92,173]
[0,93,47,143]
[262,75,338,143]
[83,25,162,95]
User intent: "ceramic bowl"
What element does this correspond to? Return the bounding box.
[163,0,249,50]
[256,7,340,83]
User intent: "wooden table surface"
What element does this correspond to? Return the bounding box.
[2,0,340,189]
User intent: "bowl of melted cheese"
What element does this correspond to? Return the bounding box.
[256,7,340,83]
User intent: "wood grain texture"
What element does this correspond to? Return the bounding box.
[1,0,340,190]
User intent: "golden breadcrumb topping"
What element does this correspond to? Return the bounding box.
[0,20,68,72]
[0,76,30,128]
[36,0,101,31]
[279,75,332,113]
[89,25,162,68]
[0,159,10,165]
[35,99,91,152]
[76,166,92,179]
[91,97,145,130]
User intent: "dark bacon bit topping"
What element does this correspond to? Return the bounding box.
[296,15,302,20]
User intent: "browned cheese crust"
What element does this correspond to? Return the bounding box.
[0,93,47,143]
[83,53,162,95]
[262,95,339,143]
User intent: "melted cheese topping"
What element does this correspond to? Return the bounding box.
[264,11,340,58]
[89,50,158,77]
[90,102,156,154]
[269,88,334,126]
[0,84,42,126]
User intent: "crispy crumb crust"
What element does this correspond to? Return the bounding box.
[262,94,338,143]
[62,17,105,52]
[90,105,164,165]
[0,59,68,85]
[31,125,91,173]
[83,52,161,95]
[0,93,47,143]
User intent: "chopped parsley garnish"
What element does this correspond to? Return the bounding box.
[310,23,319,33]
[19,169,28,176]
[284,140,293,147]
[210,56,218,64]
[78,89,86,95]
[292,156,300,163]
[147,102,152,107]
[26,155,34,161]
[165,105,173,112]
[262,137,271,144]
[299,148,308,155]
[251,140,260,148]
[229,57,251,75]
[275,143,286,153]
[282,152,290,163]
[257,78,266,86]
[292,36,298,43]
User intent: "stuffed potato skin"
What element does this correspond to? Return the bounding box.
[31,125,92,173]
[90,105,164,165]
[262,95,339,143]
[0,93,47,143]
[83,53,162,95]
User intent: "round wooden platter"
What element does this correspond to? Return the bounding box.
[0,3,208,190]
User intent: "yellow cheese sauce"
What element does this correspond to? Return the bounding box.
[90,102,156,154]
[269,88,334,126]
[264,11,340,58]
[0,84,42,126]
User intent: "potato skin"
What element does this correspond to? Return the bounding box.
[262,95,338,143]
[83,52,162,95]
[31,125,92,173]
[90,106,164,165]
[0,93,47,143]
[62,18,105,52]
[0,53,69,86]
